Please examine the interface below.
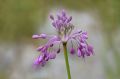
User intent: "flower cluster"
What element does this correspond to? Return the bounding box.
[32,10,94,67]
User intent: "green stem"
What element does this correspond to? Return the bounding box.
[63,42,71,79]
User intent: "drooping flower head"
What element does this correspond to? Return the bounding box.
[32,10,94,67]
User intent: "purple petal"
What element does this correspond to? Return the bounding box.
[88,45,94,55]
[52,22,56,28]
[37,46,44,51]
[57,49,60,53]
[81,32,88,39]
[77,48,81,57]
[48,53,56,59]
[38,55,44,62]
[49,15,54,20]
[41,60,46,67]
[62,10,66,17]
[32,35,40,39]
[34,58,39,65]
[44,56,49,61]
[80,43,86,48]
[34,55,44,65]
[61,16,67,22]
[56,20,62,29]
[81,48,86,58]
[32,34,47,39]
[86,51,90,56]
[70,48,75,55]
[67,16,72,23]
[47,36,60,46]
[40,34,47,39]
[50,44,54,47]
[57,14,61,20]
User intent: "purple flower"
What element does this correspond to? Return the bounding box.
[33,10,94,67]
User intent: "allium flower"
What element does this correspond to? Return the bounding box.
[32,10,94,67]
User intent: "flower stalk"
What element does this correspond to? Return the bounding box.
[63,42,71,79]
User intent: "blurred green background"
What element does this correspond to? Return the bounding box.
[0,0,120,79]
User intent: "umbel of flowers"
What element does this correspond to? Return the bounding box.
[32,10,94,79]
